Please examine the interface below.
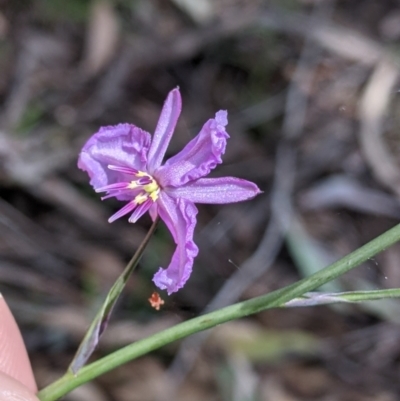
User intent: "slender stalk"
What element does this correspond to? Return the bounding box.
[338,288,400,302]
[38,223,400,401]
[69,217,159,373]
[121,217,160,276]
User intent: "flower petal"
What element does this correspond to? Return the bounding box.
[166,177,261,204]
[155,111,229,188]
[153,192,198,295]
[78,124,151,200]
[147,88,182,173]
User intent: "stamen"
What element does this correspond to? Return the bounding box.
[127,181,140,189]
[149,188,160,202]
[137,177,153,185]
[128,199,153,223]
[134,193,149,205]
[96,182,130,193]
[107,165,139,175]
[108,201,137,223]
[101,193,118,200]
[102,187,142,201]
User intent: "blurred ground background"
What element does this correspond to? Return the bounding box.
[1,0,400,400]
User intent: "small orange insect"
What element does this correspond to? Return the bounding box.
[148,291,165,310]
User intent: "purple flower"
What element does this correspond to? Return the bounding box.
[78,88,261,294]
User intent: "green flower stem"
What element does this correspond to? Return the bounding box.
[38,223,400,401]
[69,217,159,373]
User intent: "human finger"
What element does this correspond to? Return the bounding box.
[0,372,39,401]
[0,294,37,393]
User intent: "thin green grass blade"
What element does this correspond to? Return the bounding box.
[284,288,400,307]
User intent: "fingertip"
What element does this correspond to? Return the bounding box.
[0,372,39,401]
[0,295,37,393]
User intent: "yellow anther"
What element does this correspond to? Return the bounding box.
[143,181,158,193]
[150,189,160,202]
[134,193,149,205]
[128,170,160,203]
[127,181,139,189]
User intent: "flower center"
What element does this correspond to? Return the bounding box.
[95,165,162,223]
[127,171,160,203]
